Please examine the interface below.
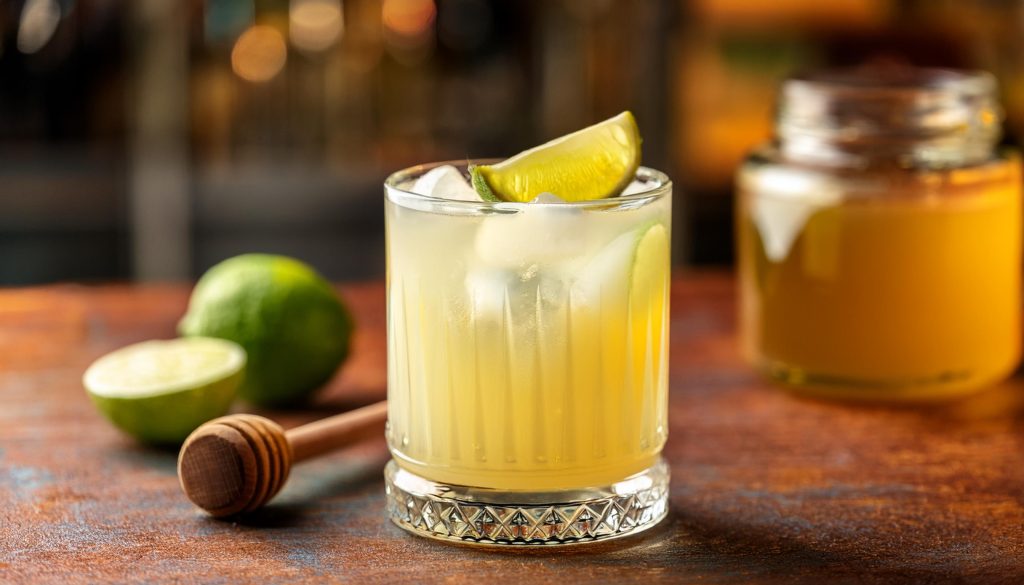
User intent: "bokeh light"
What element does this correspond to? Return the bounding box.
[290,0,344,54]
[17,0,62,55]
[231,25,288,83]
[382,0,436,38]
[382,0,436,64]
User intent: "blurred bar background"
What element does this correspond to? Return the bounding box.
[1,0,1022,284]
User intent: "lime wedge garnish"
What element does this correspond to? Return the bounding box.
[471,111,642,202]
[83,337,246,444]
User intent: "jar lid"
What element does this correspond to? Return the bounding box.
[778,66,1002,166]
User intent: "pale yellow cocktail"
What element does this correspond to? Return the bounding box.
[383,161,671,544]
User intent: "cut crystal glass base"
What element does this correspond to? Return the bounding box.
[384,458,669,546]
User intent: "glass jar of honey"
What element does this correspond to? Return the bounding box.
[737,67,1022,401]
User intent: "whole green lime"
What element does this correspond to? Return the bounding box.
[179,254,353,407]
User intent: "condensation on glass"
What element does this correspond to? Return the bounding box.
[738,67,1022,402]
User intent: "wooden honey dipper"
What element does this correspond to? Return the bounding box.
[177,401,388,517]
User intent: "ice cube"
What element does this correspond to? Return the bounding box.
[474,198,587,268]
[412,165,480,201]
[465,268,510,319]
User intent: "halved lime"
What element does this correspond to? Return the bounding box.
[471,111,642,202]
[83,337,246,445]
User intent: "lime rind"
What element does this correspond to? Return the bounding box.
[471,111,642,203]
[83,337,246,444]
[470,166,501,202]
[87,370,242,445]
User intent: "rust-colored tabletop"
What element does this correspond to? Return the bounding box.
[2,274,1023,584]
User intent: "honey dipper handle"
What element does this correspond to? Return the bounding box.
[286,400,388,462]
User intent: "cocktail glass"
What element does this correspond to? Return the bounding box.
[383,161,671,545]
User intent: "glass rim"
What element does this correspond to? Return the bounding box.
[384,159,672,210]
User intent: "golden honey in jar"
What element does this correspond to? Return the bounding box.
[737,67,1022,401]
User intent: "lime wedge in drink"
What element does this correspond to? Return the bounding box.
[83,337,246,445]
[630,224,671,313]
[471,111,642,202]
[571,220,669,391]
[576,222,669,299]
[627,222,670,394]
[629,223,670,328]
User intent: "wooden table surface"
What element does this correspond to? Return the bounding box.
[2,274,1023,584]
